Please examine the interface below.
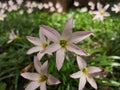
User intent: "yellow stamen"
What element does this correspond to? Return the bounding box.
[59,40,67,47]
[100,10,105,15]
[38,75,48,82]
[42,43,48,49]
[82,68,89,75]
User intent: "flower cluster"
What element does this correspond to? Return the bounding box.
[14,18,103,90]
[0,0,120,21]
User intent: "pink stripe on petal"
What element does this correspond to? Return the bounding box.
[21,72,40,81]
[79,76,86,90]
[71,31,92,43]
[25,82,40,90]
[88,66,102,74]
[62,17,73,38]
[26,36,41,46]
[43,44,60,54]
[40,25,60,42]
[47,74,61,85]
[27,46,42,54]
[70,71,83,79]
[37,52,45,60]
[77,56,87,70]
[86,76,97,89]
[34,56,42,74]
[56,48,65,70]
[41,61,48,74]
[66,44,88,56]
[40,82,46,90]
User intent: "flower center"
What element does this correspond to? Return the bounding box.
[59,40,67,47]
[100,10,105,15]
[0,15,3,19]
[82,68,89,75]
[38,75,48,82]
[42,43,48,49]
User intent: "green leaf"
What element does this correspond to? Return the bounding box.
[0,82,7,90]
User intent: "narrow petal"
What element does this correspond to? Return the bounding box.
[21,72,40,81]
[34,56,42,74]
[79,76,86,90]
[86,76,97,89]
[97,3,102,10]
[93,15,100,20]
[42,43,60,54]
[27,47,42,54]
[56,48,65,70]
[70,71,83,79]
[66,44,88,56]
[47,74,61,85]
[40,25,60,42]
[39,29,46,42]
[88,66,102,74]
[77,56,87,69]
[26,36,41,46]
[25,82,40,90]
[104,4,109,10]
[70,31,93,43]
[41,61,48,74]
[7,40,13,44]
[40,82,46,90]
[62,17,73,38]
[37,52,45,60]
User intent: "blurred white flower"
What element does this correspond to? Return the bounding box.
[73,1,80,7]
[80,7,88,12]
[88,1,95,10]
[1,3,8,10]
[92,3,110,21]
[111,3,120,13]
[25,1,31,8]
[16,0,23,5]
[7,30,17,44]
[0,11,6,21]
[31,1,38,8]
[43,3,49,9]
[48,2,53,7]
[37,3,43,10]
[50,7,55,12]
[19,10,24,15]
[55,2,61,9]
[8,0,14,6]
[27,8,33,14]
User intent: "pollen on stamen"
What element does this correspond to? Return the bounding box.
[42,43,48,49]
[59,40,67,47]
[38,75,48,82]
[82,68,89,75]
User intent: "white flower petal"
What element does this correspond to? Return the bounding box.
[34,56,42,74]
[27,46,42,54]
[37,52,45,60]
[41,61,48,74]
[86,76,97,89]
[21,72,40,81]
[70,71,82,78]
[56,48,65,70]
[25,82,40,90]
[62,17,73,38]
[77,56,87,69]
[79,76,86,90]
[70,31,92,43]
[40,82,46,90]
[88,66,102,74]
[66,44,87,56]
[47,74,61,85]
[26,36,41,46]
[40,25,60,42]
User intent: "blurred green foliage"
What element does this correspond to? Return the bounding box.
[0,8,120,90]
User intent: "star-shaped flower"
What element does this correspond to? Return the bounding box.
[40,18,92,70]
[92,3,110,21]
[21,56,60,90]
[70,56,102,90]
[111,3,120,13]
[26,29,50,60]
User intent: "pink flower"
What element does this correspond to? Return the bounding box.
[70,56,102,90]
[21,56,60,90]
[92,3,110,21]
[26,29,50,60]
[40,18,92,70]
[7,30,17,44]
